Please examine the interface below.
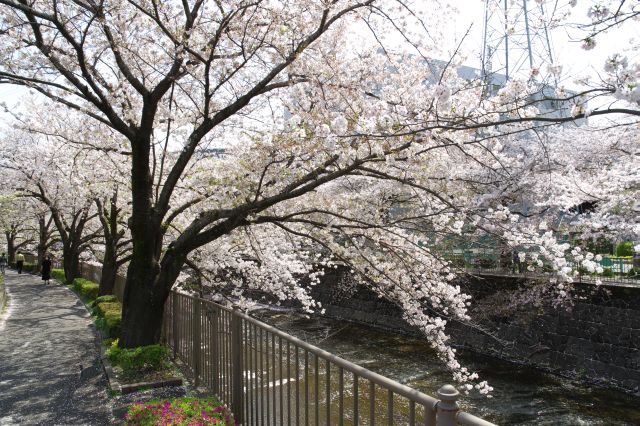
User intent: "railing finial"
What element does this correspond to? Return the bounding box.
[437,384,460,426]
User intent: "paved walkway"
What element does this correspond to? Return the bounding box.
[0,271,113,425]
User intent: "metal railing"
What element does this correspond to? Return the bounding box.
[163,292,495,426]
[466,266,640,286]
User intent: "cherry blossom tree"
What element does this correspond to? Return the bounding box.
[0,195,36,264]
[0,0,638,394]
[94,188,132,296]
[0,132,103,283]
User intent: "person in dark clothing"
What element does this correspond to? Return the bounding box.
[41,255,52,285]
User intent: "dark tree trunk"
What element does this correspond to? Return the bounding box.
[5,232,16,265]
[99,244,117,296]
[120,131,166,348]
[62,244,80,284]
[96,190,127,296]
[120,239,186,347]
[37,216,47,273]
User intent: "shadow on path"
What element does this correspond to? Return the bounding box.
[0,271,112,425]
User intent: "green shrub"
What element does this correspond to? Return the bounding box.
[92,294,119,307]
[51,269,65,281]
[95,301,122,339]
[628,268,640,280]
[107,340,170,375]
[125,397,233,425]
[21,262,36,273]
[616,241,635,257]
[72,278,99,301]
[602,268,614,277]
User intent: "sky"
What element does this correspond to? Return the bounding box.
[0,0,638,123]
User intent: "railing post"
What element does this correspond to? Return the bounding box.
[231,307,244,424]
[211,307,219,395]
[172,293,179,360]
[193,298,202,386]
[436,384,459,426]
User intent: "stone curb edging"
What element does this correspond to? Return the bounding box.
[101,355,183,394]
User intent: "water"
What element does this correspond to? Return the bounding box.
[254,309,640,425]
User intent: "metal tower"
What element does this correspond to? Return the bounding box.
[481,0,557,86]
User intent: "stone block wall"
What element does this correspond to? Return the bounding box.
[310,269,640,394]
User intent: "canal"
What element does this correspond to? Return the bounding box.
[253,308,640,425]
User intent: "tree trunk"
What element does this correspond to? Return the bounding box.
[120,244,186,348]
[6,232,15,265]
[36,216,47,273]
[99,244,117,296]
[62,245,80,284]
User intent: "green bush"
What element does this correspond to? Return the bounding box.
[601,268,614,277]
[628,268,640,280]
[107,340,170,375]
[21,262,36,273]
[51,269,65,281]
[125,397,233,425]
[72,278,99,301]
[92,294,119,306]
[616,241,635,257]
[95,301,122,339]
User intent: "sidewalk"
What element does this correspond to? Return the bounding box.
[0,270,113,425]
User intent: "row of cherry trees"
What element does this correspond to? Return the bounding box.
[0,127,132,296]
[0,0,638,393]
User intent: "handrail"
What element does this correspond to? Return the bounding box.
[233,305,440,410]
[166,291,496,425]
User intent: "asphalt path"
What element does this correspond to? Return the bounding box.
[0,270,112,425]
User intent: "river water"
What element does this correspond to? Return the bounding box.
[254,309,640,426]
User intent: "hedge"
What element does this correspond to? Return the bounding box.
[95,300,122,339]
[72,278,99,301]
[51,269,65,281]
[21,262,36,273]
[93,294,119,305]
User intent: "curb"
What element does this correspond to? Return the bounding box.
[101,354,183,394]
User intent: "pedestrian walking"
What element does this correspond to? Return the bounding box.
[0,253,6,274]
[15,252,25,274]
[42,255,52,285]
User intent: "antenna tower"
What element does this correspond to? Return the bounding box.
[481,0,557,85]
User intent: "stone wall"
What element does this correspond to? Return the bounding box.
[0,275,6,312]
[309,268,640,395]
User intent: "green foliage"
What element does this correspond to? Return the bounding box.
[601,268,614,277]
[72,278,99,301]
[125,397,233,425]
[21,262,36,273]
[51,268,65,282]
[616,241,635,257]
[107,340,170,375]
[95,301,122,339]
[628,268,640,280]
[92,294,119,306]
